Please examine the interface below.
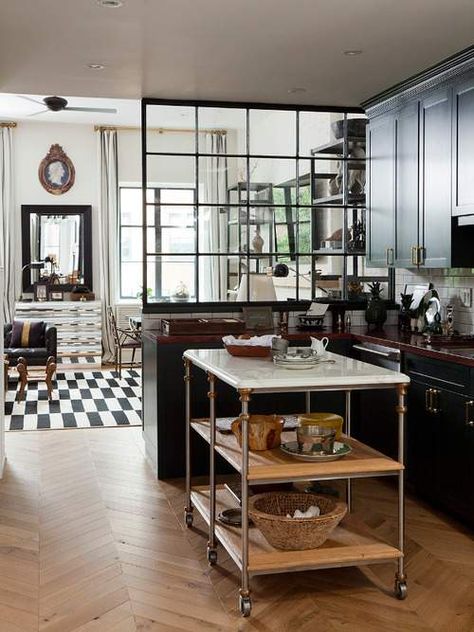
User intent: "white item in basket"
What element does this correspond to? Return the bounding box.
[222,334,279,347]
[286,505,321,519]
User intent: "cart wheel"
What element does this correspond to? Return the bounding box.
[239,594,252,617]
[184,510,193,528]
[395,580,407,600]
[207,547,218,565]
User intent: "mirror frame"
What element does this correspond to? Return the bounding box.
[21,204,93,293]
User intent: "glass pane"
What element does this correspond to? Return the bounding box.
[198,108,246,154]
[120,188,142,225]
[145,255,196,302]
[297,208,312,254]
[249,158,295,195]
[146,155,195,188]
[299,111,336,156]
[313,207,344,253]
[146,226,195,255]
[198,156,247,204]
[249,109,296,156]
[121,262,143,299]
[160,188,195,204]
[347,207,366,254]
[198,255,243,302]
[146,105,195,153]
[198,207,230,254]
[121,227,142,262]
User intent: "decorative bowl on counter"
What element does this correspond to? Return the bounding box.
[231,414,284,451]
[248,492,347,550]
[298,412,344,440]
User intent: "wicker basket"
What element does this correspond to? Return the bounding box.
[224,344,271,357]
[248,492,347,550]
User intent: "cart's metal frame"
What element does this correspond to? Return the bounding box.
[183,356,408,616]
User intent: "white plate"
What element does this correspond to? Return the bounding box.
[280,441,352,461]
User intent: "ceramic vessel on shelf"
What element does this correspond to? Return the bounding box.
[231,414,284,451]
[298,412,343,440]
[310,336,329,357]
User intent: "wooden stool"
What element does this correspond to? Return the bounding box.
[16,356,56,402]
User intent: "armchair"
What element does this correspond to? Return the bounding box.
[4,321,57,366]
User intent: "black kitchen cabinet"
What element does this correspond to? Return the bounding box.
[405,353,474,527]
[452,75,474,216]
[366,112,396,267]
[419,87,452,267]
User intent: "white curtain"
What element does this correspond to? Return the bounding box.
[98,129,118,362]
[0,127,17,323]
[198,132,228,301]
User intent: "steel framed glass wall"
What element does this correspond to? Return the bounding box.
[141,99,392,311]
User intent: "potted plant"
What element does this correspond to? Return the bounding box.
[365,281,387,329]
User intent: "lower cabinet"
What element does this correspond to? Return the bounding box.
[405,354,474,527]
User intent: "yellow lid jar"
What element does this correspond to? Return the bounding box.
[297,412,344,440]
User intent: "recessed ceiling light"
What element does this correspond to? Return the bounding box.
[87,63,105,70]
[97,0,123,8]
[343,50,363,56]
[288,87,307,95]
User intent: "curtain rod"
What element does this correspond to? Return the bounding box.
[94,125,227,134]
[0,122,17,128]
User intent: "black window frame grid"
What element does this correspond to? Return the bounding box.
[141,98,394,313]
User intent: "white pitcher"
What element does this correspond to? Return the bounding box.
[310,336,329,357]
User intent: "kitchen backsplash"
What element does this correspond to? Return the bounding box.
[396,268,474,334]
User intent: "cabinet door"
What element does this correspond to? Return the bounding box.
[395,102,420,268]
[366,113,396,267]
[452,76,474,216]
[420,88,452,267]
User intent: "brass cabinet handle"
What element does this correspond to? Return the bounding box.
[418,246,426,266]
[425,388,432,413]
[430,389,441,414]
[386,247,390,266]
[411,246,417,266]
[389,247,395,266]
[465,400,474,427]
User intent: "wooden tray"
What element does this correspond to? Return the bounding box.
[225,344,271,357]
[161,318,245,335]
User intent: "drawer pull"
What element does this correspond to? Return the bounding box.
[430,389,441,414]
[425,388,432,413]
[465,400,474,427]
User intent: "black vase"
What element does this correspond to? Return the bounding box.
[365,297,387,328]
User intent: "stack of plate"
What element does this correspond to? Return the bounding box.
[273,347,319,370]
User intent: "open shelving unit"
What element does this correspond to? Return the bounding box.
[183,349,410,617]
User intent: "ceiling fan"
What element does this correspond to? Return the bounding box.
[19,95,117,115]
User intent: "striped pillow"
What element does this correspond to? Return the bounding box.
[10,320,45,348]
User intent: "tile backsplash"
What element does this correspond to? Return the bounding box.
[396,268,474,334]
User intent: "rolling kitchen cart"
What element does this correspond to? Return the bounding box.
[183,348,410,617]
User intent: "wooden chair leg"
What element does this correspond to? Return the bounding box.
[16,361,28,402]
[45,362,56,401]
[118,347,122,379]
[131,346,136,369]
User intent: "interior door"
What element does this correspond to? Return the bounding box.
[366,113,396,267]
[420,87,452,267]
[395,102,420,267]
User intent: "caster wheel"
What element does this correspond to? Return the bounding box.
[239,595,252,617]
[395,580,407,600]
[207,548,218,565]
[184,511,193,528]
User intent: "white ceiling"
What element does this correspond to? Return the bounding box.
[0,0,473,117]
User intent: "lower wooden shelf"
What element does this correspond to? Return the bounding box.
[191,485,402,576]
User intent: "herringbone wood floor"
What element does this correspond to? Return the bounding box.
[0,428,473,631]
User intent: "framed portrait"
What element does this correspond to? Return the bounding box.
[38,144,75,195]
[34,282,49,302]
[242,306,274,331]
[49,290,64,301]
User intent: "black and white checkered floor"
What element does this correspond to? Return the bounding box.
[4,369,142,431]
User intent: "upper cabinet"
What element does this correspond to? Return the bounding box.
[452,76,474,216]
[365,64,474,269]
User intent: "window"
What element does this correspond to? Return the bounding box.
[119,186,195,299]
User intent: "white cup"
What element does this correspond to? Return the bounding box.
[310,336,329,357]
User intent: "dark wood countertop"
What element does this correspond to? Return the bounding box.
[142,326,474,368]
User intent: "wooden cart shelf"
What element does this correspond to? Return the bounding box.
[191,418,403,483]
[191,486,402,576]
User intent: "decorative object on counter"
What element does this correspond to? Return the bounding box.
[445,304,455,337]
[70,285,95,301]
[298,412,343,440]
[231,414,284,451]
[296,424,336,453]
[162,318,245,336]
[242,306,274,331]
[271,337,289,357]
[310,336,329,357]
[419,285,443,335]
[398,292,414,332]
[171,280,190,302]
[248,492,347,550]
[223,333,275,357]
[280,440,352,462]
[38,144,75,195]
[337,313,343,332]
[33,281,49,302]
[365,281,387,329]
[273,347,322,369]
[345,313,352,331]
[297,302,328,331]
[49,290,64,301]
[217,414,299,435]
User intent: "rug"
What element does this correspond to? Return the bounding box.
[4,368,142,431]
